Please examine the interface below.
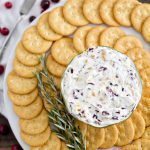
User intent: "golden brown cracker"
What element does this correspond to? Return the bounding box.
[114,35,143,53]
[22,26,52,54]
[99,0,119,26]
[100,27,125,48]
[63,0,89,26]
[48,7,77,36]
[86,26,106,48]
[83,0,103,24]
[7,71,37,94]
[73,26,93,53]
[37,12,62,41]
[51,38,78,66]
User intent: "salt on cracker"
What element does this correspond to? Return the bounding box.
[63,0,89,26]
[49,7,77,36]
[131,111,146,140]
[126,48,150,61]
[114,35,143,53]
[86,26,106,48]
[46,55,66,77]
[20,109,48,135]
[134,58,150,70]
[131,4,150,32]
[115,118,135,146]
[37,12,62,41]
[8,88,38,106]
[86,125,105,150]
[142,126,150,140]
[73,26,93,53]
[21,127,51,147]
[13,58,42,78]
[142,16,150,43]
[16,42,42,66]
[100,125,118,149]
[22,26,52,54]
[113,0,140,27]
[51,38,78,66]
[7,71,37,94]
[99,0,119,27]
[83,0,103,24]
[100,27,125,48]
[13,96,43,119]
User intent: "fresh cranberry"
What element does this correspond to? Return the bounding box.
[0,124,10,135]
[51,0,60,3]
[11,144,23,150]
[0,65,5,75]
[29,16,36,23]
[40,0,50,10]
[4,1,13,9]
[0,27,9,36]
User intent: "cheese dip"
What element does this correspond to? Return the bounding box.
[61,46,142,127]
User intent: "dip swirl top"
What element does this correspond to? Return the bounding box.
[61,47,142,127]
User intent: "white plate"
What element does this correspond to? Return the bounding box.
[3,0,150,149]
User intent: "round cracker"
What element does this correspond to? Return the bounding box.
[142,126,150,140]
[21,127,51,147]
[16,42,42,66]
[113,0,140,27]
[46,55,66,77]
[134,58,150,70]
[132,138,150,149]
[100,27,125,48]
[126,48,150,61]
[7,71,37,94]
[131,4,150,32]
[114,35,143,53]
[100,125,118,149]
[115,118,135,146]
[51,38,78,66]
[86,125,105,150]
[13,96,43,119]
[48,7,77,36]
[142,16,150,43]
[86,26,106,48]
[8,88,38,106]
[20,109,48,135]
[61,142,69,150]
[22,26,52,54]
[37,12,62,41]
[131,111,146,140]
[99,0,119,26]
[83,0,103,24]
[13,58,41,78]
[73,26,93,52]
[63,0,89,26]
[42,132,61,150]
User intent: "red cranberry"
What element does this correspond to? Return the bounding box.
[11,144,23,150]
[0,65,5,75]
[51,0,60,3]
[0,124,10,135]
[29,16,36,23]
[5,1,13,9]
[40,0,50,10]
[0,27,9,36]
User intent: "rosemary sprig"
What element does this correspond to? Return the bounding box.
[36,57,86,150]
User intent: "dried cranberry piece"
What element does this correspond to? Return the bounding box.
[0,65,5,75]
[51,0,60,3]
[41,0,50,10]
[0,124,10,135]
[29,16,36,23]
[5,1,12,9]
[0,27,9,36]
